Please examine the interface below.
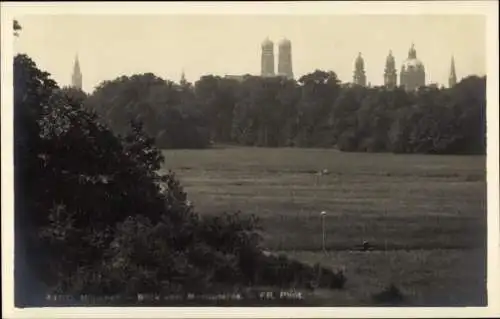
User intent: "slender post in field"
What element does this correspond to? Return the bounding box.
[320,211,327,254]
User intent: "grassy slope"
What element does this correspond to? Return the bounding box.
[160,146,487,306]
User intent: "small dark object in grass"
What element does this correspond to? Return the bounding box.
[362,241,370,251]
[355,240,373,251]
[372,284,405,305]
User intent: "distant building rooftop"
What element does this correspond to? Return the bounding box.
[224,75,247,82]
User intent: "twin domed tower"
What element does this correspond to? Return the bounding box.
[354,43,458,90]
[261,37,294,79]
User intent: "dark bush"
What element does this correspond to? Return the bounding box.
[253,254,346,290]
[372,284,405,305]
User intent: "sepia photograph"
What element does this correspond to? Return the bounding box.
[1,1,499,318]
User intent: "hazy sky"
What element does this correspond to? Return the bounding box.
[14,14,486,92]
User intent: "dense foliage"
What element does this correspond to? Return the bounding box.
[14,54,346,306]
[84,70,486,155]
[85,75,210,149]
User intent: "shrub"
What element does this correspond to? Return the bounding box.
[372,284,405,305]
[253,254,346,290]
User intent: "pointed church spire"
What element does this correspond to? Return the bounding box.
[71,54,82,90]
[449,55,457,88]
[74,54,80,72]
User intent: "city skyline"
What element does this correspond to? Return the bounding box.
[14,15,486,93]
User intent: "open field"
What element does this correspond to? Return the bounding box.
[160,146,487,306]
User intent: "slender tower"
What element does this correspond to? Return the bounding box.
[261,37,275,77]
[180,68,187,86]
[449,56,457,88]
[71,54,82,90]
[384,50,397,89]
[278,38,293,79]
[353,52,367,86]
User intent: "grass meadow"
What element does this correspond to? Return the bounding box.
[160,146,487,306]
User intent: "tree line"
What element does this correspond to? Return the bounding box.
[83,70,486,155]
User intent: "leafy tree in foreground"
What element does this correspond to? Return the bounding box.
[14,54,172,300]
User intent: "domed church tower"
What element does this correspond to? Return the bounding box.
[277,38,293,80]
[400,43,425,91]
[384,50,397,89]
[353,52,367,86]
[261,37,275,77]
